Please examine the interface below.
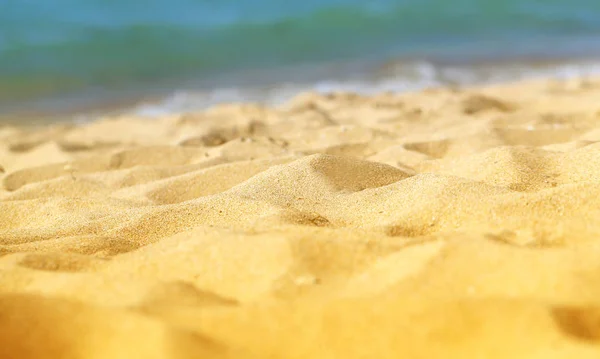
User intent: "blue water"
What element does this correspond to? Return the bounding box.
[2,0,600,114]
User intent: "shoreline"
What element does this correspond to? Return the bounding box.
[4,53,600,123]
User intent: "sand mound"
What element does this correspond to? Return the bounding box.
[2,78,600,358]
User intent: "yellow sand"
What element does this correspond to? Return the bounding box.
[2,78,600,358]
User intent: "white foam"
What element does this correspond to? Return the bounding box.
[127,59,600,118]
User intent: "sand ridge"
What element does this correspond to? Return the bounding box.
[2,78,600,358]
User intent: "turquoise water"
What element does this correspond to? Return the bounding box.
[2,0,600,114]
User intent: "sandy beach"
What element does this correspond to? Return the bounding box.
[2,77,600,358]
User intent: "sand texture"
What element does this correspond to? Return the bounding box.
[2,78,600,358]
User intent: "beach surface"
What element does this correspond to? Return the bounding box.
[2,78,600,358]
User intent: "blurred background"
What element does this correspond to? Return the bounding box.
[2,0,600,119]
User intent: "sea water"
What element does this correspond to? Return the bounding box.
[2,0,600,116]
